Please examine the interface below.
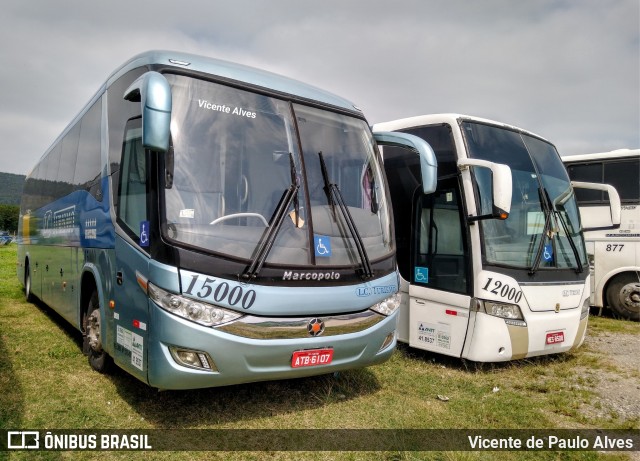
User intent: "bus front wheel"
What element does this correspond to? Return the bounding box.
[84,291,113,373]
[606,273,640,321]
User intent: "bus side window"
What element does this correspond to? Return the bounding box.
[75,97,103,199]
[117,118,147,241]
[567,163,603,204]
[604,159,640,203]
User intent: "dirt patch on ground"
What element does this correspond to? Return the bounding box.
[576,332,640,422]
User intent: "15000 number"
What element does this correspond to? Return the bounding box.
[482,278,523,303]
[184,275,257,309]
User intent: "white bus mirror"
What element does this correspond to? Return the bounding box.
[571,181,621,230]
[124,71,172,153]
[373,131,437,194]
[458,158,512,220]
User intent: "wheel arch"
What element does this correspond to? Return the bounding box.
[81,263,114,372]
[22,254,30,286]
[23,254,35,302]
[602,270,640,321]
[599,267,640,308]
[79,264,107,332]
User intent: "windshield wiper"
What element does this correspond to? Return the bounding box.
[242,153,300,280]
[364,165,379,214]
[318,152,374,279]
[529,186,553,275]
[529,187,583,275]
[551,195,583,274]
[289,152,300,228]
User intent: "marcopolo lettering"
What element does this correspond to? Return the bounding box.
[282,271,340,281]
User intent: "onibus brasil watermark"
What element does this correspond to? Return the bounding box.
[3,429,638,451]
[6,431,151,451]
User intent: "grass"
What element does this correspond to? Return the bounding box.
[0,244,638,460]
[587,311,639,336]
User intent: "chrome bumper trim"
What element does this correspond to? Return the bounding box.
[216,309,385,339]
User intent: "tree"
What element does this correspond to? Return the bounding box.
[0,204,19,233]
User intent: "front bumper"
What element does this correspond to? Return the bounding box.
[147,302,398,389]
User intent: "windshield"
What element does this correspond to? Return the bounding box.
[162,74,392,267]
[462,121,586,270]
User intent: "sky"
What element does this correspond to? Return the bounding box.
[0,0,638,176]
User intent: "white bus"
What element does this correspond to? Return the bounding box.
[563,149,640,321]
[16,51,437,389]
[373,114,619,362]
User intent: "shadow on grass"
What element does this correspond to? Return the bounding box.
[108,366,382,428]
[0,318,24,429]
[31,296,84,350]
[394,342,580,374]
[1,295,68,459]
[27,296,383,428]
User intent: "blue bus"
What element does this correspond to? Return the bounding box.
[17,51,436,389]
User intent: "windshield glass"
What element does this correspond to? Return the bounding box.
[462,121,586,270]
[293,104,392,266]
[163,74,392,267]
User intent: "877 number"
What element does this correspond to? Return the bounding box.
[606,244,624,252]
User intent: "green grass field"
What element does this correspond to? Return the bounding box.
[0,245,637,460]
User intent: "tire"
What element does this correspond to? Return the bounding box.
[606,273,640,321]
[25,263,35,303]
[83,290,113,373]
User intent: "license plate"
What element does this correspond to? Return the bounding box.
[291,348,334,368]
[546,331,565,345]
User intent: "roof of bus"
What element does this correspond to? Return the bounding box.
[372,113,547,141]
[561,148,640,163]
[28,51,364,173]
[107,50,361,114]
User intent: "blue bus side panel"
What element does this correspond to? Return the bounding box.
[111,235,149,384]
[18,180,115,330]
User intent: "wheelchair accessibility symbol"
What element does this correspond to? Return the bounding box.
[314,234,332,257]
[415,266,429,283]
[140,221,150,247]
[543,243,553,262]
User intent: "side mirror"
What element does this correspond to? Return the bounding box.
[373,131,437,194]
[571,181,621,230]
[458,158,512,220]
[124,71,172,153]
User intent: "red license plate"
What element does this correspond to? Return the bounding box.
[546,331,565,345]
[291,349,334,368]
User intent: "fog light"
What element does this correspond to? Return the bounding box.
[169,347,218,372]
[379,331,396,352]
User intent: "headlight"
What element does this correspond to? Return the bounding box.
[580,298,590,320]
[479,299,526,326]
[371,293,401,316]
[148,282,243,327]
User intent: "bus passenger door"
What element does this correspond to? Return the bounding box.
[112,118,150,384]
[409,179,472,357]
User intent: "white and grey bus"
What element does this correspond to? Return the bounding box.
[563,149,639,321]
[374,114,619,362]
[17,51,437,389]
